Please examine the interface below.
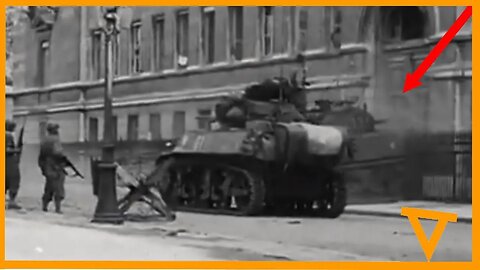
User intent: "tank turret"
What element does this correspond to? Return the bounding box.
[305,99,377,134]
[214,73,309,129]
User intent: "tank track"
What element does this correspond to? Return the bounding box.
[153,156,346,218]
[154,156,266,216]
[266,171,347,219]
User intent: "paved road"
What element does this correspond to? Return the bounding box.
[5,212,383,261]
[6,216,217,261]
[8,173,471,262]
[159,211,472,261]
[6,207,471,261]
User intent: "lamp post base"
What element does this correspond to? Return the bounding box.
[91,161,124,225]
[91,214,124,225]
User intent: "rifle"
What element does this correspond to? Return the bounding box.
[60,156,85,179]
[16,116,27,159]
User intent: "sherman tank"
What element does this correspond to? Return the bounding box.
[148,69,404,218]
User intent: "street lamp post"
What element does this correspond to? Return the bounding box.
[92,7,124,224]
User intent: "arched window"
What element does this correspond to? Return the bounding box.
[330,8,342,49]
[381,7,427,42]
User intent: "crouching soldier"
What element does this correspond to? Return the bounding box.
[38,123,67,214]
[6,120,22,210]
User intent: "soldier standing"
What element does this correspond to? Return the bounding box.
[6,120,22,210]
[38,123,66,214]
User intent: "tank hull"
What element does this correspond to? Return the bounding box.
[142,76,407,218]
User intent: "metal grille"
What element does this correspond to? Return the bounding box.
[453,132,472,202]
[419,132,471,202]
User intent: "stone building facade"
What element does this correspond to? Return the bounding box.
[7,6,472,202]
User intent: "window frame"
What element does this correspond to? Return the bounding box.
[201,7,216,65]
[38,40,50,86]
[127,114,139,141]
[329,7,342,50]
[88,117,99,142]
[152,14,165,72]
[286,7,296,54]
[91,29,103,80]
[197,109,212,130]
[228,7,244,61]
[298,8,308,52]
[175,9,189,69]
[259,7,274,58]
[39,120,47,141]
[112,32,120,76]
[381,7,427,44]
[111,115,118,142]
[130,20,142,74]
[149,113,162,140]
[172,111,186,139]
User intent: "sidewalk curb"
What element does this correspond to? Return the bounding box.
[345,209,472,224]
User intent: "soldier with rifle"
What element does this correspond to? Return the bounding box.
[38,122,84,214]
[5,119,24,210]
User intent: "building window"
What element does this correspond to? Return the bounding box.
[459,7,472,32]
[201,7,216,65]
[111,115,118,142]
[228,7,243,61]
[172,111,186,138]
[456,6,467,17]
[39,120,47,141]
[197,109,212,130]
[381,7,426,43]
[176,10,189,69]
[285,7,296,54]
[330,8,342,49]
[299,8,308,52]
[456,6,472,32]
[260,7,274,57]
[91,30,102,80]
[89,117,99,142]
[38,40,50,86]
[130,21,142,73]
[149,113,162,140]
[113,33,120,76]
[127,114,139,141]
[152,14,165,71]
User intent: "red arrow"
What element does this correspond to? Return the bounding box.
[403,6,472,93]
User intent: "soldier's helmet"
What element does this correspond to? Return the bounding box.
[6,120,16,132]
[46,122,60,133]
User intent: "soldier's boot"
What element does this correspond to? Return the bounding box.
[54,200,63,214]
[7,201,21,210]
[7,192,21,210]
[42,199,49,212]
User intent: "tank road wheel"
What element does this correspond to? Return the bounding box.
[317,172,347,218]
[272,200,296,216]
[155,157,266,216]
[298,200,315,216]
[153,159,181,209]
[220,168,266,216]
